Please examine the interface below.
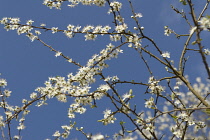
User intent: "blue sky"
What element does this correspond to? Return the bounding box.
[0,1,209,140]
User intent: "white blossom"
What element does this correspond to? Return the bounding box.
[164,26,173,36]
[55,51,62,57]
[51,27,58,33]
[161,51,170,58]
[198,17,210,30]
[26,19,34,25]
[91,134,104,140]
[0,79,7,87]
[145,97,154,108]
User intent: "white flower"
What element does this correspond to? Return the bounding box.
[189,26,197,35]
[67,58,73,63]
[115,24,128,33]
[14,135,20,139]
[174,85,179,90]
[40,23,46,26]
[26,33,38,42]
[4,89,11,97]
[74,26,81,32]
[104,76,111,82]
[164,26,173,36]
[55,51,62,57]
[17,123,25,130]
[135,13,143,18]
[98,84,110,92]
[110,34,121,41]
[61,125,73,131]
[110,1,122,11]
[116,15,124,23]
[101,109,116,125]
[5,111,12,118]
[51,27,58,33]
[75,107,86,114]
[53,131,61,137]
[0,78,7,87]
[61,132,70,139]
[26,19,34,25]
[178,112,188,119]
[93,92,104,100]
[82,25,94,33]
[128,43,132,47]
[85,33,97,41]
[93,25,102,33]
[67,24,75,30]
[173,129,182,138]
[22,99,27,103]
[35,30,41,35]
[91,134,104,140]
[17,26,33,35]
[148,76,155,83]
[68,113,75,118]
[145,97,154,108]
[145,124,155,132]
[112,76,119,81]
[198,17,210,30]
[68,4,76,8]
[56,94,67,102]
[131,13,143,18]
[0,17,8,24]
[64,30,74,38]
[204,48,210,55]
[161,51,170,58]
[10,18,20,24]
[174,100,180,105]
[122,93,131,101]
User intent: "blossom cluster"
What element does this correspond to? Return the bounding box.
[0,17,38,42]
[161,51,170,58]
[144,97,154,108]
[99,109,117,125]
[164,26,173,36]
[0,17,139,46]
[153,77,210,139]
[32,43,122,122]
[204,48,210,55]
[198,16,210,30]
[148,76,164,94]
[43,0,106,9]
[0,39,123,139]
[0,76,32,139]
[126,33,142,48]
[0,78,7,88]
[52,122,74,139]
[1,0,210,139]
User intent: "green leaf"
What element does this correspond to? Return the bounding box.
[171,115,178,120]
[120,121,125,125]
[203,109,210,115]
[180,0,187,5]
[130,95,135,98]
[191,41,197,45]
[171,92,175,100]
[206,15,210,19]
[91,105,97,108]
[129,89,133,94]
